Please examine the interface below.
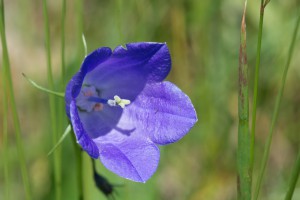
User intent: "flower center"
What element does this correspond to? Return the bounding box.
[76,85,131,112]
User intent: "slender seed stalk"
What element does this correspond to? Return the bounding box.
[254,10,300,200]
[42,1,61,199]
[284,149,300,200]
[0,1,32,199]
[237,2,251,199]
[250,0,265,172]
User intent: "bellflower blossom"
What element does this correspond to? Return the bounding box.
[65,42,197,182]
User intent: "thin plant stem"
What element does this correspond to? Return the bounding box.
[75,0,84,60]
[116,0,123,43]
[254,10,300,200]
[71,133,83,200]
[82,34,87,57]
[48,124,71,156]
[284,148,300,200]
[1,28,10,200]
[61,0,66,85]
[57,1,67,196]
[2,82,10,200]
[0,1,32,199]
[237,1,251,199]
[74,1,84,199]
[42,0,61,199]
[250,0,265,172]
[22,73,65,98]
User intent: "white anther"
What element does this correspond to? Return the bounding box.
[107,95,131,108]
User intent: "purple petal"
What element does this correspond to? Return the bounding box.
[70,100,99,158]
[72,47,112,99]
[119,81,197,145]
[78,105,123,139]
[65,47,112,118]
[96,137,160,182]
[83,42,171,101]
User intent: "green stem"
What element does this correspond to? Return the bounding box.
[2,30,9,200]
[0,1,32,199]
[42,1,61,199]
[237,2,251,200]
[75,0,84,60]
[284,148,300,200]
[116,0,123,43]
[254,10,300,200]
[48,125,71,156]
[250,0,265,172]
[57,3,67,199]
[74,1,84,199]
[61,0,66,85]
[22,73,65,98]
[71,133,83,200]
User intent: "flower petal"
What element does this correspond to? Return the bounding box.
[97,137,160,183]
[70,100,99,158]
[78,105,123,139]
[71,47,112,99]
[119,81,197,145]
[65,47,112,117]
[83,42,171,101]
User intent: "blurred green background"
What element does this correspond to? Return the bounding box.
[1,0,300,199]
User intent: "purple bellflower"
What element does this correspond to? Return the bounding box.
[65,42,197,183]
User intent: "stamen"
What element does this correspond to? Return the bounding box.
[88,95,131,108]
[113,95,131,108]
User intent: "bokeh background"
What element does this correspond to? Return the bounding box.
[1,0,300,199]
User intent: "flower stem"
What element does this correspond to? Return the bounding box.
[250,0,265,172]
[0,1,32,199]
[237,2,251,200]
[42,1,61,199]
[74,1,85,199]
[284,149,300,200]
[71,133,83,200]
[254,9,300,200]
